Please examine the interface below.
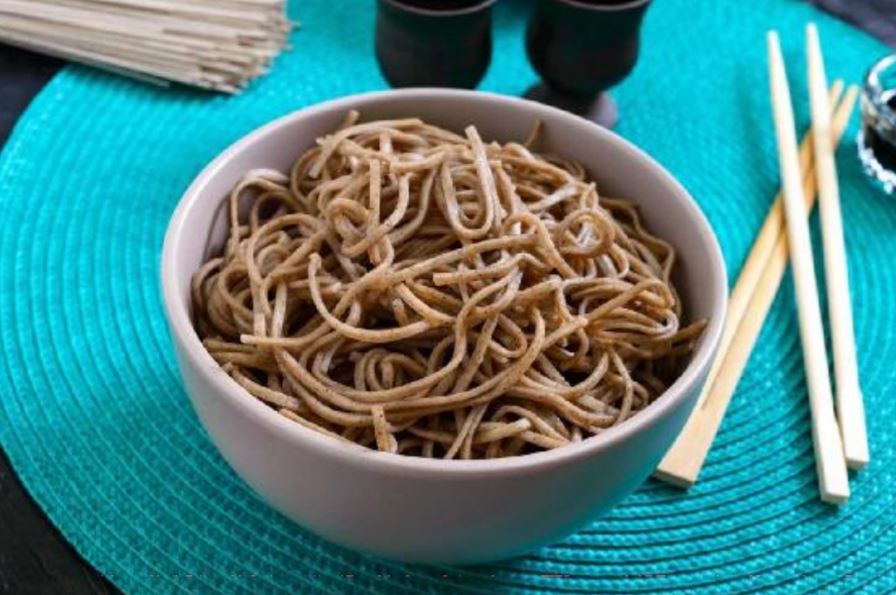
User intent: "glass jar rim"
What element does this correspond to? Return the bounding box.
[864,54,896,128]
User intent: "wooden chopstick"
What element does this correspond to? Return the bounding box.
[695,81,843,414]
[654,81,853,488]
[766,30,848,504]
[806,23,870,470]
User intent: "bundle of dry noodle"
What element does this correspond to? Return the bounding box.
[192,113,706,459]
[0,0,291,93]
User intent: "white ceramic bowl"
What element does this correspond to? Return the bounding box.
[161,89,726,565]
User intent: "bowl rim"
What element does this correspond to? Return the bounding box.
[161,88,727,478]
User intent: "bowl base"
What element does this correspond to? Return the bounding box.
[524,84,618,128]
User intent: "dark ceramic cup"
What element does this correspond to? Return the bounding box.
[375,0,498,89]
[525,0,652,127]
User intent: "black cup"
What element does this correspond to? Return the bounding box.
[525,0,652,127]
[375,0,497,89]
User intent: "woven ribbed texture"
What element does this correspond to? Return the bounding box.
[1,0,894,592]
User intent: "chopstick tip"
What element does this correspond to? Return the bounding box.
[653,467,696,489]
[820,488,849,506]
[846,455,869,470]
[806,22,821,50]
[766,30,783,58]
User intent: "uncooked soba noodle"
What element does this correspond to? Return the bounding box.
[191,112,706,459]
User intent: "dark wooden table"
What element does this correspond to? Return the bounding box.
[0,5,892,591]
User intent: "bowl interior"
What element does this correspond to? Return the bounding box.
[164,89,726,463]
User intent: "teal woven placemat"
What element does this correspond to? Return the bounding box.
[1,0,894,593]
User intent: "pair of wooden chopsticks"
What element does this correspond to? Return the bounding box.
[766,25,869,502]
[655,24,868,504]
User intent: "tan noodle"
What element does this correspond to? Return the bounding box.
[191,112,706,459]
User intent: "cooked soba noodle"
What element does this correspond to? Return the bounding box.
[191,112,706,459]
